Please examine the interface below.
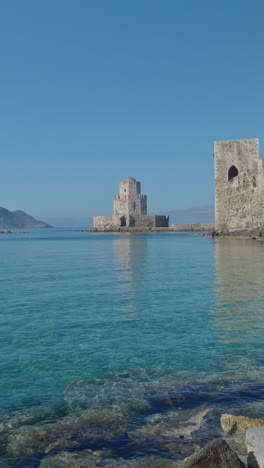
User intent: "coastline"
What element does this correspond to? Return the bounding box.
[212,229,264,241]
[90,225,264,241]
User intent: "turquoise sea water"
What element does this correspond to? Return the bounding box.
[1,230,264,466]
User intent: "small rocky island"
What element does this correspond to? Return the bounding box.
[0,207,52,228]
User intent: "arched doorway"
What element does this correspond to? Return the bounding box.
[120,216,126,227]
[228,165,238,182]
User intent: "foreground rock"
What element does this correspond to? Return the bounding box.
[221,414,264,434]
[246,427,264,468]
[181,438,245,468]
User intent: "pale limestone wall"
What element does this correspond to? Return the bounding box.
[93,215,169,230]
[113,195,127,216]
[93,216,120,231]
[114,177,147,217]
[214,139,264,232]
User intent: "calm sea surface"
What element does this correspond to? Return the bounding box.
[1,230,264,466]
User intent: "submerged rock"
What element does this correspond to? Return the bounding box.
[40,451,180,467]
[221,414,264,434]
[4,404,220,465]
[3,374,264,465]
[127,407,221,460]
[40,448,109,467]
[64,376,150,412]
[246,426,264,468]
[0,405,57,433]
[129,408,211,441]
[181,438,246,468]
[6,407,128,457]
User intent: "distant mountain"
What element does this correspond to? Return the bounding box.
[158,204,214,225]
[0,207,53,228]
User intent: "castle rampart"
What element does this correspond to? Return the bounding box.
[214,138,264,232]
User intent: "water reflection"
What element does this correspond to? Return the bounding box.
[212,239,264,368]
[113,235,148,320]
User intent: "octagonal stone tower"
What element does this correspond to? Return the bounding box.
[93,177,169,230]
[114,177,147,217]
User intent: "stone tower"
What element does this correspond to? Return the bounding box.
[113,177,147,217]
[93,177,169,230]
[214,138,264,232]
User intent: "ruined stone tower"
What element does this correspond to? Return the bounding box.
[214,138,264,232]
[93,177,169,230]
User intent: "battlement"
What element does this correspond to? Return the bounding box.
[113,193,147,201]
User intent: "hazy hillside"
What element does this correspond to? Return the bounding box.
[0,207,52,228]
[161,205,214,225]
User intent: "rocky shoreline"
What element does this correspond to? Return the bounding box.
[212,229,264,240]
[87,225,264,239]
[87,223,213,233]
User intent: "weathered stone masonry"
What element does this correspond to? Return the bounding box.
[94,177,169,231]
[214,138,264,232]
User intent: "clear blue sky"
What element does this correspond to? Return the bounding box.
[1,1,263,226]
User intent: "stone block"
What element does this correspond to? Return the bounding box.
[182,438,245,468]
[221,414,264,434]
[246,427,264,468]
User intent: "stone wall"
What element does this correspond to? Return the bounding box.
[113,196,127,217]
[214,139,264,232]
[93,215,169,231]
[93,216,120,231]
[154,216,169,227]
[133,215,169,228]
[171,223,213,232]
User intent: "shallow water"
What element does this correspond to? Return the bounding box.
[0,230,264,466]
